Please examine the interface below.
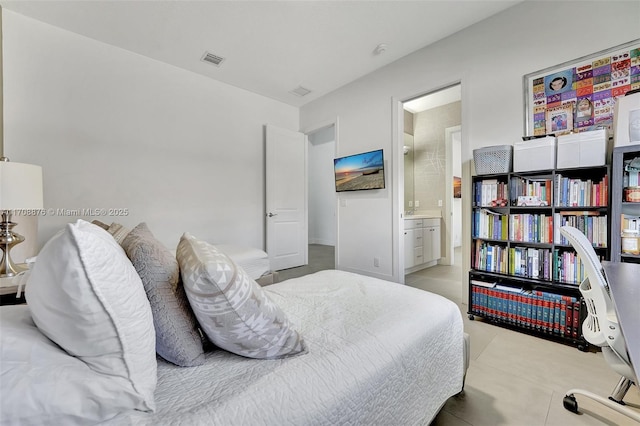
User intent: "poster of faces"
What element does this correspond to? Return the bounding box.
[528,45,640,136]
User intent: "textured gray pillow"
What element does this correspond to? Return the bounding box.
[177,233,306,359]
[122,223,205,367]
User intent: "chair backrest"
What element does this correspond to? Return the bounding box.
[559,226,620,349]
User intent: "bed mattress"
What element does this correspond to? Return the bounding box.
[109,270,464,425]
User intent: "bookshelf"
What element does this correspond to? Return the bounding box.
[611,145,640,263]
[469,166,610,349]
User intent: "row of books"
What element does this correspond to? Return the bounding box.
[473,241,552,279]
[554,212,608,247]
[473,209,609,248]
[472,209,508,240]
[470,281,582,338]
[510,177,552,206]
[509,246,552,281]
[553,249,588,285]
[509,213,553,243]
[473,241,509,274]
[473,240,591,284]
[473,179,508,206]
[474,175,609,208]
[554,174,608,207]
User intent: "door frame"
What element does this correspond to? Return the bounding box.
[301,117,339,269]
[443,125,461,266]
[392,81,467,288]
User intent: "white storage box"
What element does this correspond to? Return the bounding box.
[513,136,556,172]
[614,89,640,147]
[557,129,608,169]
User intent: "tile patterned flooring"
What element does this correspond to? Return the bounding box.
[278,245,640,425]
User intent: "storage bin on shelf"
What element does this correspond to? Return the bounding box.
[513,136,555,172]
[556,129,608,169]
[473,145,512,175]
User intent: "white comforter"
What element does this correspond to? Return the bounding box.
[111,270,464,425]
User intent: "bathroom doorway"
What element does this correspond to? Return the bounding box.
[402,84,462,282]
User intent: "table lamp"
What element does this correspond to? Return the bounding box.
[0,158,44,277]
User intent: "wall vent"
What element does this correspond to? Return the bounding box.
[290,86,312,97]
[201,51,225,67]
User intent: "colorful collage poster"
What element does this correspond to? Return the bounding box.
[526,43,640,136]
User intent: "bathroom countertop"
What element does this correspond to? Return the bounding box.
[404,214,441,220]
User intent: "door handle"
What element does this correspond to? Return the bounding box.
[267,212,278,217]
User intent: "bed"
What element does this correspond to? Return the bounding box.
[0,221,466,425]
[215,243,279,285]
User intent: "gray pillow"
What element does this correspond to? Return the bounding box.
[177,233,306,359]
[122,223,205,367]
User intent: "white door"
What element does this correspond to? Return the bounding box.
[265,124,308,270]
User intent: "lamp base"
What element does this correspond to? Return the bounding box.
[0,212,26,278]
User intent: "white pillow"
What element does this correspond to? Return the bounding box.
[0,306,145,425]
[25,220,157,417]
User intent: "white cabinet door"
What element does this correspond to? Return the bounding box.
[430,226,441,261]
[423,227,433,263]
[424,226,441,262]
[404,229,416,269]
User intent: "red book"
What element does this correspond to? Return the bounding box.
[544,297,552,333]
[565,301,574,337]
[572,301,580,339]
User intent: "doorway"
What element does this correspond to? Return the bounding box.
[273,123,337,280]
[401,84,462,285]
[275,123,336,281]
[307,124,336,248]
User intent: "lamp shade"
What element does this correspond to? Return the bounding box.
[0,161,44,210]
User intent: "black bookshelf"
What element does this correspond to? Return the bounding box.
[468,166,610,349]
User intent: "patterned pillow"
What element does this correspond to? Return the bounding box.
[107,222,131,244]
[177,233,306,359]
[121,223,205,367]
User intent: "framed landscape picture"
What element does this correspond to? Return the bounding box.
[453,176,461,198]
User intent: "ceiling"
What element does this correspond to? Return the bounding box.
[1,0,522,108]
[403,84,461,113]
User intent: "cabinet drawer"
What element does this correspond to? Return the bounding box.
[405,219,423,229]
[414,247,424,264]
[423,218,440,227]
[413,231,423,246]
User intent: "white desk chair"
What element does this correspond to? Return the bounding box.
[559,226,639,422]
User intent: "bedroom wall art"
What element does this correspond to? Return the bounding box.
[524,40,640,136]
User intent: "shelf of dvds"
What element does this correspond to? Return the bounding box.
[469,165,610,349]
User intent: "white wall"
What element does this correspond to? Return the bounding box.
[452,128,462,248]
[3,10,298,250]
[308,125,336,246]
[413,101,461,213]
[300,1,640,281]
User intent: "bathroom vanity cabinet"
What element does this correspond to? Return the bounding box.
[404,217,441,273]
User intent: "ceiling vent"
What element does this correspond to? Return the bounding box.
[201,51,225,67]
[290,86,312,97]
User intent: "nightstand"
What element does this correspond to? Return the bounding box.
[0,267,28,305]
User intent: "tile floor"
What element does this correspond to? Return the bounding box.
[276,244,336,282]
[278,245,640,425]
